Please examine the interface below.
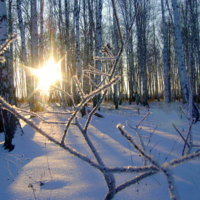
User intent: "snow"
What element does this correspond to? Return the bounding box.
[0,101,200,200]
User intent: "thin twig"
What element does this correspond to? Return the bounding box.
[172,123,190,147]
[182,121,194,156]
[83,73,98,88]
[180,107,189,120]
[126,120,147,165]
[117,124,180,200]
[136,112,150,129]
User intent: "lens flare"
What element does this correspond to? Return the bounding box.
[33,57,61,92]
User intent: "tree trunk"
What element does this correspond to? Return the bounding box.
[171,0,199,122]
[64,0,72,106]
[113,11,118,109]
[73,0,81,104]
[0,0,17,151]
[93,0,103,108]
[171,0,189,103]
[31,0,40,111]
[17,0,32,106]
[161,0,170,103]
[83,0,89,95]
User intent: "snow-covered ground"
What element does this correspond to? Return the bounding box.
[0,101,200,200]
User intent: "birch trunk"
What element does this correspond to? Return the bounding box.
[74,0,81,104]
[88,0,95,96]
[17,0,32,106]
[0,0,17,151]
[83,0,89,95]
[64,0,72,106]
[171,0,189,103]
[113,11,118,109]
[171,0,199,121]
[31,0,40,111]
[93,0,103,107]
[39,0,44,65]
[188,0,200,102]
[8,0,16,103]
[135,0,148,106]
[58,0,66,106]
[153,22,159,101]
[161,0,170,103]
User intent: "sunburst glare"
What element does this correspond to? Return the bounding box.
[33,57,61,92]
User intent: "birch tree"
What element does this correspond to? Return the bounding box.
[88,0,94,93]
[171,0,199,121]
[58,0,66,106]
[170,0,189,103]
[188,0,200,102]
[39,0,44,65]
[83,0,89,95]
[134,0,148,106]
[113,9,118,109]
[17,0,32,107]
[74,0,81,104]
[153,19,159,101]
[0,0,17,151]
[93,0,103,107]
[64,0,72,106]
[31,0,40,111]
[161,0,170,102]
[120,0,135,104]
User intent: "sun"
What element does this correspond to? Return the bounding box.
[33,57,61,92]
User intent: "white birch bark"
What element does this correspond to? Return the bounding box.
[31,0,38,70]
[0,0,16,151]
[124,0,134,103]
[74,0,81,104]
[134,0,148,106]
[58,0,66,106]
[93,0,103,107]
[129,7,135,104]
[153,21,159,101]
[39,0,44,65]
[64,0,72,105]
[83,0,89,94]
[74,0,81,83]
[88,0,95,95]
[188,0,200,101]
[0,1,10,102]
[31,0,39,111]
[171,0,189,103]
[161,0,170,103]
[95,0,102,84]
[8,0,15,104]
[17,0,31,104]
[113,11,118,109]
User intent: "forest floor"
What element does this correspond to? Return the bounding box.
[0,101,200,200]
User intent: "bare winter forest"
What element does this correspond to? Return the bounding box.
[0,0,200,199]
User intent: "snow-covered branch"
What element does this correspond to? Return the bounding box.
[117,124,180,200]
